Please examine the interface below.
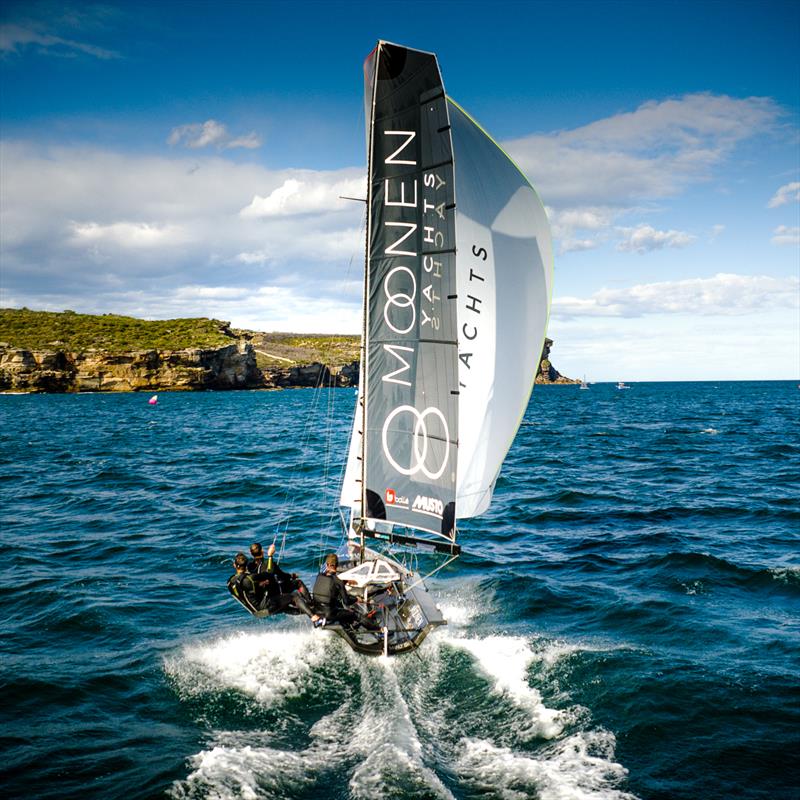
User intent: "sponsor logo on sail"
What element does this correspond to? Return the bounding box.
[412,494,444,516]
[385,488,409,507]
[381,405,450,479]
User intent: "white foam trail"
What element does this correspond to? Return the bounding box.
[435,576,497,628]
[448,635,568,739]
[345,656,455,800]
[456,733,637,800]
[164,628,328,703]
[168,628,637,799]
[172,744,311,800]
[168,633,454,799]
[530,639,586,669]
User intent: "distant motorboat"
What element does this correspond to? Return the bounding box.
[617,382,630,390]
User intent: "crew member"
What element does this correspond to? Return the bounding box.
[246,542,316,619]
[227,552,260,614]
[312,553,359,627]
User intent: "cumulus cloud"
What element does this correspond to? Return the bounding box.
[240,175,367,218]
[616,224,696,253]
[0,88,793,335]
[167,119,262,150]
[553,273,799,319]
[0,23,119,59]
[558,238,601,255]
[771,225,800,246]
[506,93,781,208]
[70,221,187,248]
[0,141,365,328]
[546,205,618,252]
[548,311,799,381]
[767,181,800,208]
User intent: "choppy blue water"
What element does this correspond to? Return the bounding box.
[1,382,798,800]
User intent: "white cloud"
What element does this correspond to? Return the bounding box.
[167,119,262,150]
[0,141,365,329]
[506,93,781,207]
[546,205,618,252]
[709,224,725,241]
[767,181,800,208]
[226,132,262,150]
[616,224,696,253]
[548,309,799,382]
[559,238,601,255]
[240,175,366,218]
[553,273,799,318]
[772,225,800,246]
[0,282,363,335]
[0,23,119,59]
[70,221,186,248]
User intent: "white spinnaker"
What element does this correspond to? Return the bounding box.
[450,99,553,519]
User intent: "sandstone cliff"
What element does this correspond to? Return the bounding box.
[0,311,573,392]
[0,341,360,393]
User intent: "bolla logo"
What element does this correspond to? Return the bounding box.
[385,488,396,505]
[412,495,444,516]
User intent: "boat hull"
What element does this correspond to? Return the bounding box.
[322,544,446,656]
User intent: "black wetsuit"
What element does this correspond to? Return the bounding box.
[312,571,357,625]
[246,555,314,617]
[227,571,260,613]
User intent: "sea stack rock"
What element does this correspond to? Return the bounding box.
[535,338,578,384]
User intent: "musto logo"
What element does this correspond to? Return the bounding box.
[381,405,450,479]
[412,494,444,516]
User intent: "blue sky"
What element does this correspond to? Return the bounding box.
[1,0,798,380]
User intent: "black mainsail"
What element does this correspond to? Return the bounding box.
[361,43,459,544]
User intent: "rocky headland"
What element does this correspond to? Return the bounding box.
[0,309,574,393]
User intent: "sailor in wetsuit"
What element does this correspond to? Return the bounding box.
[312,553,359,627]
[246,542,316,619]
[227,552,261,614]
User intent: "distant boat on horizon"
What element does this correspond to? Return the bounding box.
[580,376,589,390]
[617,382,631,390]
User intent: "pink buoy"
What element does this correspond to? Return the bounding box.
[148,395,158,405]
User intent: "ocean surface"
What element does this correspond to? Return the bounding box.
[1,381,798,800]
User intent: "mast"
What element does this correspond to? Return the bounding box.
[359,44,380,563]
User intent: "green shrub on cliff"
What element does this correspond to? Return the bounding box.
[252,333,360,367]
[0,308,234,351]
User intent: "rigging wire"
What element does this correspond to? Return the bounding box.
[270,203,367,566]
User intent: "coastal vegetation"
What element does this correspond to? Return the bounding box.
[0,309,361,365]
[251,333,359,368]
[0,308,234,351]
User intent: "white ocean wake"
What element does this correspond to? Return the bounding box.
[166,610,638,799]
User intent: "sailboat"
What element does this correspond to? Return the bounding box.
[580,376,589,389]
[322,41,553,655]
[229,42,552,655]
